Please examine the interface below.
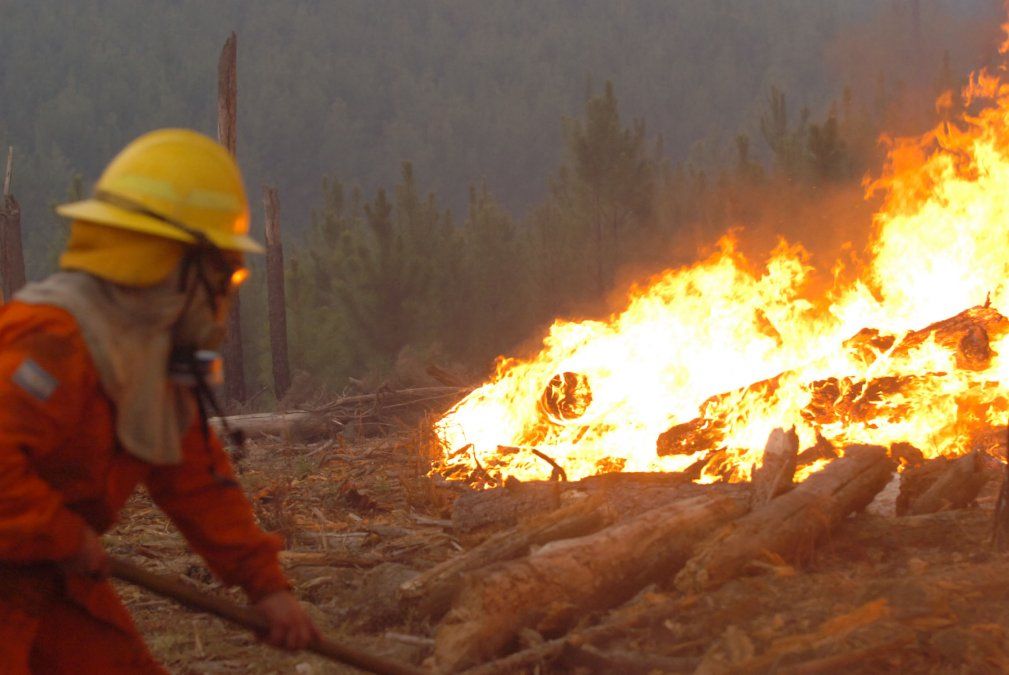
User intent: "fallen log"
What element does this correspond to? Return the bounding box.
[211,386,467,441]
[450,470,695,532]
[460,584,708,675]
[675,445,894,593]
[433,493,747,671]
[896,451,996,516]
[401,494,614,618]
[211,410,336,442]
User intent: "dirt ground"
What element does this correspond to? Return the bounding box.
[107,432,1009,674]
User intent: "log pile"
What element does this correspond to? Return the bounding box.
[202,305,1009,671]
[386,430,902,671]
[657,306,1009,465]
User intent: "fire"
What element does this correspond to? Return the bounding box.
[434,24,1009,485]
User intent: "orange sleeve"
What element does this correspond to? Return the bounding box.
[0,305,91,562]
[145,422,290,602]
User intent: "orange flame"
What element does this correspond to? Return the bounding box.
[435,23,1009,485]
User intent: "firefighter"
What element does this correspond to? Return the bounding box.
[0,129,319,673]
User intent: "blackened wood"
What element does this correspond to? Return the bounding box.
[263,186,291,399]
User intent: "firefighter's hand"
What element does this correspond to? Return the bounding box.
[254,590,321,650]
[60,526,110,578]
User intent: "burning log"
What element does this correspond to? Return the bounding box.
[675,444,894,593]
[896,451,996,516]
[433,493,747,671]
[750,427,799,507]
[657,306,1009,459]
[400,495,613,618]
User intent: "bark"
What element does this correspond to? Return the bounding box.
[433,493,747,671]
[451,480,562,532]
[751,427,799,507]
[896,451,996,516]
[401,494,614,619]
[450,470,698,532]
[675,445,894,593]
[217,32,245,405]
[263,186,291,399]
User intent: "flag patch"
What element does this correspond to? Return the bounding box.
[12,358,58,401]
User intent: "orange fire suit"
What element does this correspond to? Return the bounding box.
[0,302,290,673]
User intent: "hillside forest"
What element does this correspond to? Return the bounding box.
[0,0,1004,402]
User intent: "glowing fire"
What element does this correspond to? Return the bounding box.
[434,25,1009,485]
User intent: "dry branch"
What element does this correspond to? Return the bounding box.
[433,493,747,671]
[675,444,894,593]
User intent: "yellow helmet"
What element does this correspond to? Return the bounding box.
[56,128,263,254]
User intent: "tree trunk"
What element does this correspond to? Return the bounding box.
[263,186,291,399]
[675,445,894,593]
[0,148,26,301]
[433,493,746,671]
[217,32,246,405]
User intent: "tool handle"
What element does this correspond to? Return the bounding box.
[110,557,425,675]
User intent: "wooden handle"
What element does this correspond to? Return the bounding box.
[110,557,425,675]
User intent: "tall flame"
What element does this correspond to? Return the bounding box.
[435,20,1009,484]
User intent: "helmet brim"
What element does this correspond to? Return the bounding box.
[56,199,265,254]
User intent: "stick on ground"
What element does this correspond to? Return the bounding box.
[110,557,424,675]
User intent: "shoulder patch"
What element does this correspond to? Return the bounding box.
[12,358,59,401]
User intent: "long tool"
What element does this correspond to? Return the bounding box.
[110,557,425,675]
